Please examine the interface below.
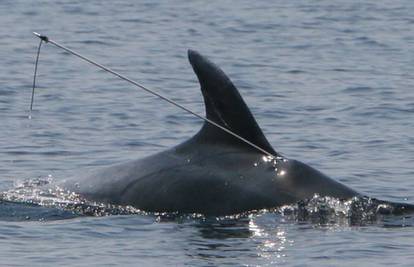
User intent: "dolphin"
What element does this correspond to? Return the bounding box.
[58,50,414,216]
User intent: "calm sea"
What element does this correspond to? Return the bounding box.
[1,0,413,266]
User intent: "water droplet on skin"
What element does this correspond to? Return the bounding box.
[262,156,274,162]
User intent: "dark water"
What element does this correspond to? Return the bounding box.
[1,0,414,266]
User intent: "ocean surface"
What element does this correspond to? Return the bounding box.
[1,0,414,266]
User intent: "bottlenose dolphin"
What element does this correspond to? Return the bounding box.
[58,50,413,216]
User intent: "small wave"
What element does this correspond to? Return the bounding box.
[1,176,145,218]
[331,68,351,72]
[285,70,307,74]
[353,36,388,48]
[342,86,373,93]
[277,194,411,226]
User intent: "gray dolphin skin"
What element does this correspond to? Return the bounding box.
[60,50,413,216]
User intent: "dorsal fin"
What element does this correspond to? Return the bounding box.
[188,50,276,154]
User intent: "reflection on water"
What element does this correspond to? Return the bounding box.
[249,218,291,265]
[171,214,293,266]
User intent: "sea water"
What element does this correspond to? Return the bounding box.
[1,1,414,266]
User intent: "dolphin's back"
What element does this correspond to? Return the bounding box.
[61,141,359,215]
[62,145,282,215]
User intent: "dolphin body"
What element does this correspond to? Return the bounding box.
[59,50,413,216]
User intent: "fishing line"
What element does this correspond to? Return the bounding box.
[29,37,45,117]
[31,32,276,158]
